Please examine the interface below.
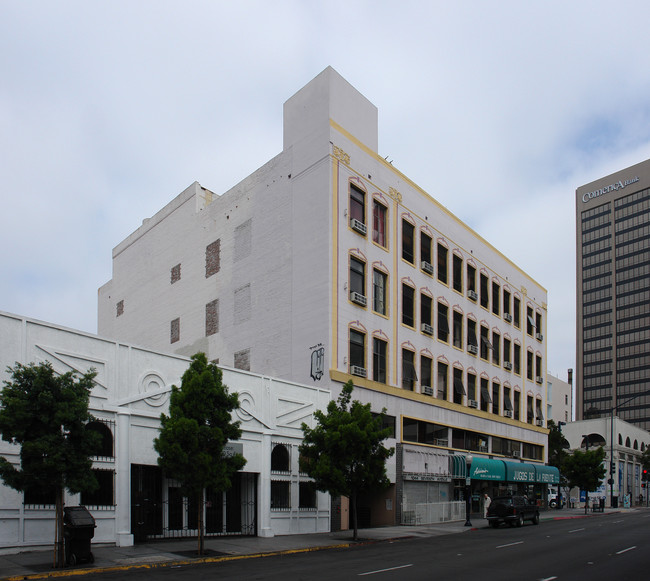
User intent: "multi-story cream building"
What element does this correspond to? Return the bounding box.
[99,67,553,524]
[547,371,573,425]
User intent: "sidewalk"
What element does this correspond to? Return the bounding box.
[0,507,632,581]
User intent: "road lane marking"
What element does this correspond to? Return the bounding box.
[496,541,524,549]
[616,546,636,555]
[568,528,585,533]
[359,564,413,576]
[540,577,558,581]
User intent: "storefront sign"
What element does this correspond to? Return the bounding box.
[582,177,639,203]
[403,472,451,483]
[222,442,244,458]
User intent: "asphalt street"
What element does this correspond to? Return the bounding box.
[44,509,649,581]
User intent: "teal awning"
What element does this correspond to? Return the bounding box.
[534,464,560,484]
[450,455,467,478]
[503,461,536,483]
[468,457,505,481]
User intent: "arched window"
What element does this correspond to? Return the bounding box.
[86,421,113,457]
[271,444,290,472]
[619,434,623,445]
[625,436,631,448]
[633,440,639,450]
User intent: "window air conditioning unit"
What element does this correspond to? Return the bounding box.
[421,261,434,275]
[468,399,478,409]
[422,385,434,396]
[350,218,367,235]
[504,410,513,418]
[468,290,478,301]
[536,419,544,427]
[504,361,513,371]
[350,291,367,307]
[351,365,367,378]
[536,332,543,341]
[468,344,478,355]
[536,376,544,384]
[512,450,521,458]
[504,313,513,323]
[421,323,434,336]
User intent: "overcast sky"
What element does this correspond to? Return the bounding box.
[2,1,650,381]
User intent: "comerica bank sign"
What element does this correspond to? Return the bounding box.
[582,176,640,203]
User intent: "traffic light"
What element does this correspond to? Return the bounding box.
[643,469,648,481]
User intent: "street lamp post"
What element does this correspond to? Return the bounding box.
[464,454,473,527]
[557,421,567,510]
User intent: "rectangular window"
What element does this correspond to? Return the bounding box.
[24,485,56,506]
[437,362,448,400]
[514,391,521,420]
[536,312,543,337]
[170,317,180,344]
[467,373,477,401]
[205,299,219,336]
[271,481,291,509]
[480,377,491,412]
[467,319,478,351]
[503,289,511,318]
[453,310,463,349]
[480,273,489,309]
[206,240,221,278]
[453,367,465,405]
[350,183,365,224]
[372,200,387,247]
[421,293,432,328]
[402,284,415,327]
[402,220,415,264]
[504,388,513,414]
[420,355,433,393]
[527,349,534,380]
[492,382,500,415]
[527,396,535,423]
[234,348,251,371]
[81,469,115,507]
[402,349,417,390]
[452,254,463,292]
[349,256,365,298]
[503,337,511,365]
[513,297,521,328]
[480,325,490,360]
[299,482,317,509]
[492,282,500,315]
[527,306,535,336]
[467,264,477,296]
[171,263,181,284]
[514,343,521,375]
[420,232,432,267]
[373,269,387,315]
[437,302,449,342]
[350,330,365,371]
[492,331,500,365]
[437,244,448,284]
[536,354,542,379]
[373,338,387,384]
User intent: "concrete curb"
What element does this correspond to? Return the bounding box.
[0,540,385,581]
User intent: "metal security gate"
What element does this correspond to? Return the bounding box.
[131,466,257,541]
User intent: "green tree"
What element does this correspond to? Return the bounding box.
[547,420,570,503]
[154,353,245,555]
[299,381,394,540]
[562,446,606,514]
[0,362,100,568]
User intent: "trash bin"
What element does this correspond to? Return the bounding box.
[63,506,96,565]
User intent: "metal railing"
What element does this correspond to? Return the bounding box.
[401,501,465,525]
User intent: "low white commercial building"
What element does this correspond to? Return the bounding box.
[0,311,331,549]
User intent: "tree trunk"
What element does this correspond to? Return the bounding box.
[351,491,358,541]
[54,487,65,568]
[197,490,204,556]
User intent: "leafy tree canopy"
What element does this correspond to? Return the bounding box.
[0,361,99,495]
[154,353,246,498]
[299,381,394,538]
[562,446,606,496]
